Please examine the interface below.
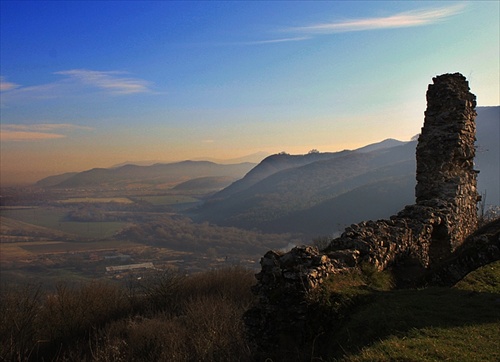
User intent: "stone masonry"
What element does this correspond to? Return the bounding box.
[415,73,479,257]
[245,73,484,350]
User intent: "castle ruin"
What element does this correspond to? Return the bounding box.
[245,73,484,351]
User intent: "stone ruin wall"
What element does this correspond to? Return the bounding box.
[245,73,480,349]
[416,73,479,255]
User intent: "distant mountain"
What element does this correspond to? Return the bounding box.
[110,152,270,168]
[212,150,351,200]
[354,138,407,153]
[192,151,270,165]
[34,172,79,188]
[110,160,166,168]
[194,142,416,234]
[35,161,256,189]
[211,139,408,201]
[194,106,498,238]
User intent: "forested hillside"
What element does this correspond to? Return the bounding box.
[194,106,499,237]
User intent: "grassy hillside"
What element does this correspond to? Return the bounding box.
[333,261,500,362]
[1,258,498,361]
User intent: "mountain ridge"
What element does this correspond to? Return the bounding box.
[194,106,498,237]
[35,160,256,189]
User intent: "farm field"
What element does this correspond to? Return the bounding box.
[59,197,134,204]
[1,207,127,238]
[19,239,139,254]
[0,239,141,264]
[0,235,194,287]
[0,186,294,289]
[139,194,200,205]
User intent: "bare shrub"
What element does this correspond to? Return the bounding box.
[0,267,256,361]
[181,266,256,309]
[39,281,131,346]
[137,270,185,315]
[88,267,255,361]
[311,236,331,251]
[0,284,43,361]
[126,315,195,362]
[184,295,252,361]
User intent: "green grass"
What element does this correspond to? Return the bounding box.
[328,260,500,361]
[344,323,500,362]
[454,259,500,293]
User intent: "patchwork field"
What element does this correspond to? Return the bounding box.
[18,239,139,254]
[139,194,199,205]
[0,239,141,263]
[59,197,134,204]
[1,208,127,238]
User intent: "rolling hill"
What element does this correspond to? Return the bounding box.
[35,161,256,189]
[194,142,416,235]
[194,106,499,238]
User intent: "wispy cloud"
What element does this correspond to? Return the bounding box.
[0,70,154,109]
[2,70,152,104]
[0,76,20,91]
[1,131,66,141]
[0,123,93,141]
[242,36,311,45]
[285,4,465,34]
[246,3,465,45]
[55,69,152,95]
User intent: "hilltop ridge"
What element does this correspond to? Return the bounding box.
[35,160,256,190]
[194,107,498,236]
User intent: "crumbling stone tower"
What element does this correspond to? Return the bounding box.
[415,73,479,262]
[245,73,484,352]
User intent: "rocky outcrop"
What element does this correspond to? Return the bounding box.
[245,73,491,351]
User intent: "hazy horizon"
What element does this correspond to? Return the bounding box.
[1,1,499,186]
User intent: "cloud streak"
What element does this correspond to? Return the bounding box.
[243,36,311,45]
[284,4,465,34]
[0,77,20,91]
[1,123,93,142]
[2,70,152,104]
[55,69,152,94]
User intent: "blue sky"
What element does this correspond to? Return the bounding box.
[1,1,499,185]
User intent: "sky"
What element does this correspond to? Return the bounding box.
[1,1,499,186]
